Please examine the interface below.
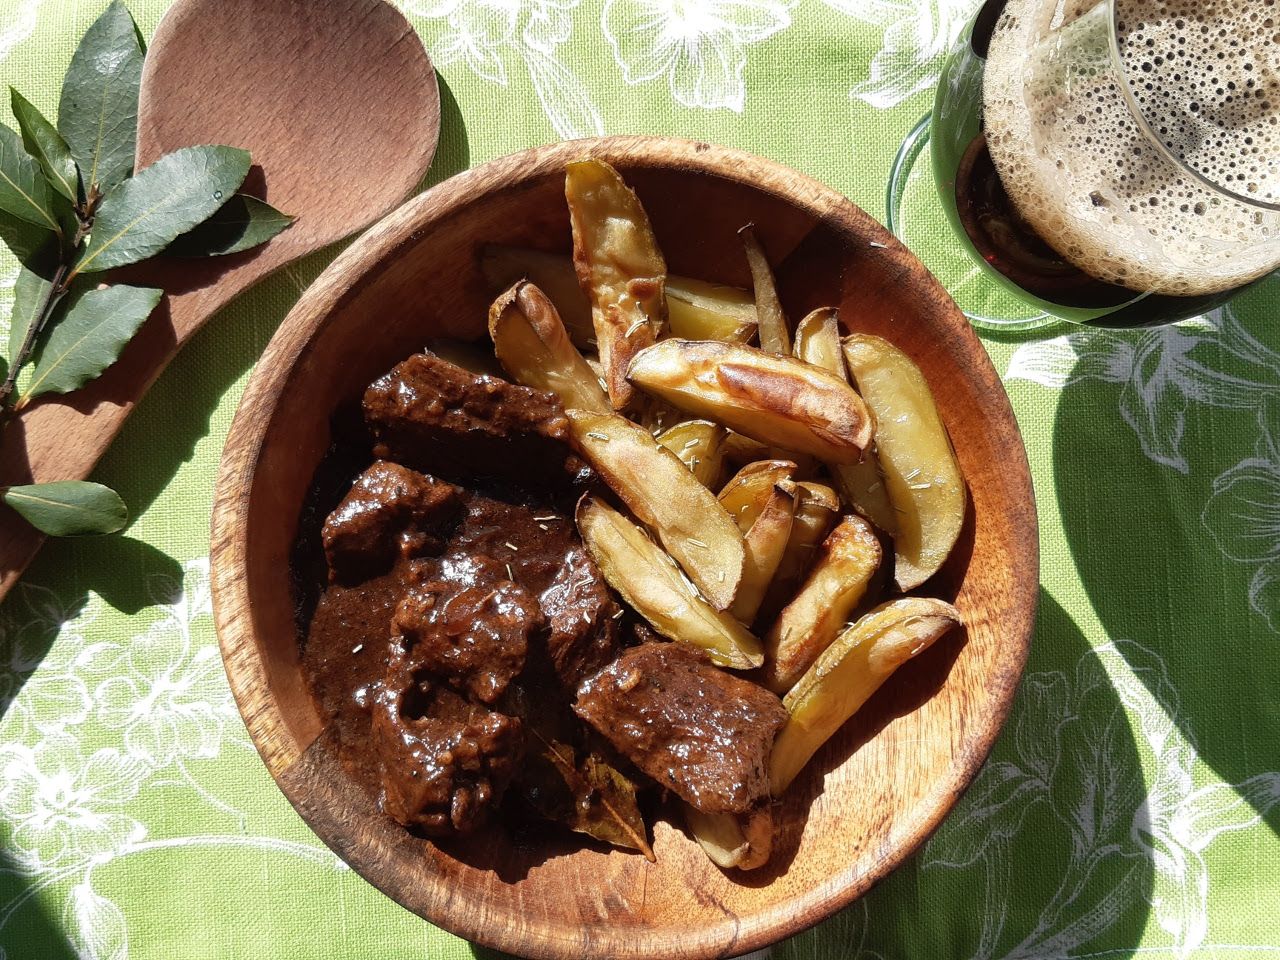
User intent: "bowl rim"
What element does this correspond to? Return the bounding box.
[210,134,1039,959]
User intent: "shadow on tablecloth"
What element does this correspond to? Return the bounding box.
[1053,276,1280,842]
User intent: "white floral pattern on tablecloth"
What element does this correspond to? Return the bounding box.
[0,561,340,955]
[602,0,790,111]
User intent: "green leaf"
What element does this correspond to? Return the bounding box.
[0,124,58,231]
[2,480,127,536]
[0,208,59,267]
[516,733,653,858]
[75,145,251,275]
[57,0,143,194]
[8,265,54,368]
[165,194,293,257]
[23,282,162,400]
[11,89,78,203]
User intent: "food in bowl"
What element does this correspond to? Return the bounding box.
[292,158,966,872]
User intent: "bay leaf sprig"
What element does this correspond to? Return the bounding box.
[0,0,292,538]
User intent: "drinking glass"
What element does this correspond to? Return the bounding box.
[888,0,1280,330]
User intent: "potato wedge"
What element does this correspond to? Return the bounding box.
[792,307,845,375]
[764,515,882,693]
[566,158,667,410]
[791,309,896,535]
[566,410,744,609]
[758,481,840,624]
[684,803,773,871]
[729,485,795,625]
[576,496,762,669]
[666,276,758,343]
[488,282,611,414]
[656,420,727,488]
[720,431,771,466]
[627,339,873,463]
[480,244,594,347]
[482,244,754,346]
[770,597,962,794]
[842,335,965,590]
[832,457,898,537]
[424,338,505,379]
[739,224,790,355]
[718,460,796,532]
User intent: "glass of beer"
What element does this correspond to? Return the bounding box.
[890,0,1280,330]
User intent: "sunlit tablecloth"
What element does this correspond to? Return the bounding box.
[1,1,1277,957]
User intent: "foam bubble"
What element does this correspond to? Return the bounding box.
[983,0,1280,296]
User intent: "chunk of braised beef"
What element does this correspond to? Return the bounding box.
[362,353,578,485]
[539,545,622,692]
[393,578,540,705]
[322,462,463,584]
[372,660,523,836]
[573,642,788,815]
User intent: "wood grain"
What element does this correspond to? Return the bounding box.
[0,0,439,598]
[210,136,1039,959]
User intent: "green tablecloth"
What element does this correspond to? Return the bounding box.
[1,1,1277,957]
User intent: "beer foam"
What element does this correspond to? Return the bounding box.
[983,0,1280,296]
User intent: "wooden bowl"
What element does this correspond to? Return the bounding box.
[211,136,1038,959]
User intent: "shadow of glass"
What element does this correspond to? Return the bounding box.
[1051,280,1280,836]
[775,591,1155,960]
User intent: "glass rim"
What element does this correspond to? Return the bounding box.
[1106,0,1280,213]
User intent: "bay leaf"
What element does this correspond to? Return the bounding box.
[165,194,293,257]
[75,145,251,274]
[0,210,59,276]
[24,282,162,400]
[3,481,127,536]
[11,89,78,203]
[521,732,654,860]
[57,0,143,194]
[0,123,58,231]
[8,265,54,368]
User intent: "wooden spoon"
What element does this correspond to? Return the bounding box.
[0,0,440,599]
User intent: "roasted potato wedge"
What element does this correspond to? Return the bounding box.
[666,276,758,343]
[480,244,594,346]
[791,309,896,535]
[482,243,754,347]
[720,431,772,466]
[729,485,796,625]
[656,420,727,488]
[488,281,611,414]
[792,307,845,375]
[842,335,965,590]
[718,460,796,532]
[770,597,962,794]
[627,339,873,463]
[764,515,882,693]
[424,338,506,379]
[832,456,898,537]
[566,158,667,410]
[758,481,841,625]
[739,224,790,355]
[566,410,744,609]
[684,803,773,871]
[577,496,762,669]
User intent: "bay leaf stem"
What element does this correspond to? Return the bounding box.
[0,261,68,408]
